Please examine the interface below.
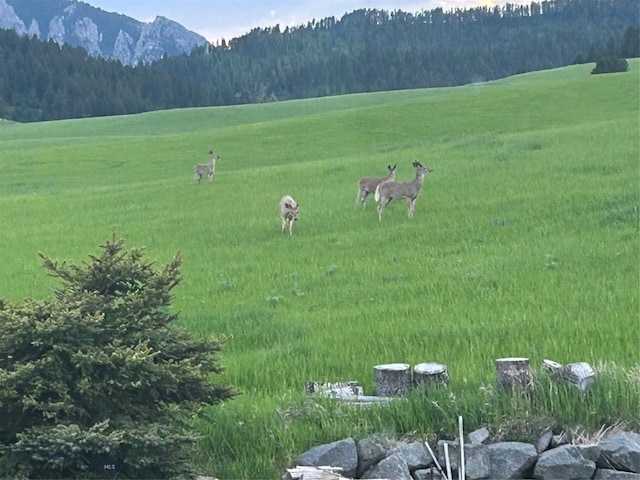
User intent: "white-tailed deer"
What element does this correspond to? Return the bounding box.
[279,195,299,235]
[194,150,219,183]
[356,164,397,207]
[374,161,433,221]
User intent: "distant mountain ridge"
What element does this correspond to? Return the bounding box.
[0,0,207,64]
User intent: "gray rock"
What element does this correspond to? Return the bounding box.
[388,441,432,471]
[536,428,554,453]
[577,444,602,463]
[465,443,491,480]
[357,437,387,477]
[412,466,442,480]
[533,444,596,480]
[488,442,538,479]
[598,432,640,473]
[552,431,569,447]
[437,440,459,470]
[593,469,640,479]
[299,437,358,478]
[467,427,491,445]
[362,454,412,480]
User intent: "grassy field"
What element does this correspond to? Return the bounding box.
[0,61,638,479]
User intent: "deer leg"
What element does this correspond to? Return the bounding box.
[408,198,415,218]
[358,190,369,207]
[377,201,385,221]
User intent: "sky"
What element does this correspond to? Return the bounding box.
[85,0,531,44]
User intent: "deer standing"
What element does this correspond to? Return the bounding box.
[356,164,397,207]
[374,161,433,221]
[194,150,219,183]
[279,195,300,235]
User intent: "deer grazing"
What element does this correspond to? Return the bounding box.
[194,150,219,183]
[356,164,397,207]
[279,195,300,235]
[374,161,433,221]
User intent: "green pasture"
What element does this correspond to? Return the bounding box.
[0,61,638,478]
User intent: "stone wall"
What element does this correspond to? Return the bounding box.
[289,428,640,479]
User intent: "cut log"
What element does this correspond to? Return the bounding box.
[284,465,346,480]
[305,381,364,398]
[542,359,564,376]
[563,362,595,391]
[496,357,533,391]
[413,362,449,388]
[374,363,411,397]
[543,359,595,392]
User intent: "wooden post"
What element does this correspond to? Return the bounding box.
[496,357,533,391]
[413,362,449,388]
[374,363,411,397]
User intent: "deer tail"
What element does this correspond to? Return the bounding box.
[374,185,381,202]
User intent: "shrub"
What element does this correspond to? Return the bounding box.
[591,56,629,74]
[0,235,237,479]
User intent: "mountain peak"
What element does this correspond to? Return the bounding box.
[0,0,207,64]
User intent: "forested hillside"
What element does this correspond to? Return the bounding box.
[0,0,638,122]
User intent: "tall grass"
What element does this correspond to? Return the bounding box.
[0,62,638,478]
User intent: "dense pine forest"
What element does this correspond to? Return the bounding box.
[0,0,638,123]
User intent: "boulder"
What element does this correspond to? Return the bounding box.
[533,444,596,479]
[387,441,432,471]
[465,443,491,480]
[536,428,554,453]
[361,454,412,480]
[598,432,640,473]
[467,427,491,445]
[577,444,602,463]
[299,437,358,478]
[356,437,387,477]
[593,469,640,479]
[437,440,459,470]
[488,442,537,479]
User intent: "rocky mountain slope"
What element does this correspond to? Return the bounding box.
[0,0,207,64]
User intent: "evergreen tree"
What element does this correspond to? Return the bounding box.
[0,234,236,479]
[592,55,629,73]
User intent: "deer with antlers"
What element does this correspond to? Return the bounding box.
[356,164,397,207]
[374,161,433,221]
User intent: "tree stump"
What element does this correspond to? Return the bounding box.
[374,363,411,397]
[496,357,533,391]
[413,362,449,388]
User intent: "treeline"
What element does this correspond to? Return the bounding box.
[0,0,638,123]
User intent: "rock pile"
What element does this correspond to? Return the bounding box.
[288,428,640,479]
